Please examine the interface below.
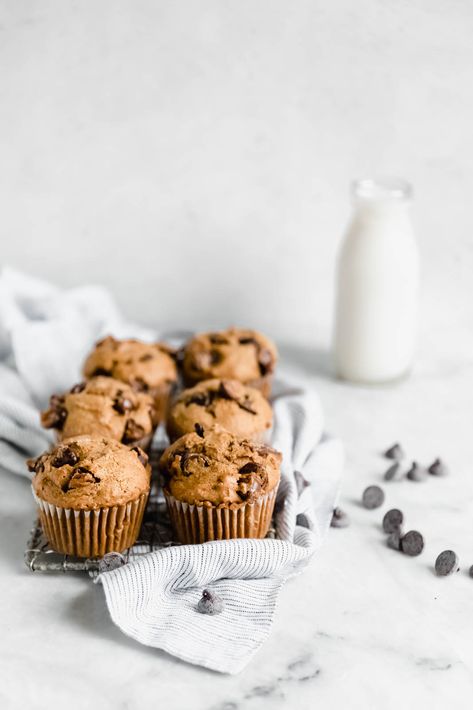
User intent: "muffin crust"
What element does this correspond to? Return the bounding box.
[160,426,281,507]
[29,436,151,509]
[167,379,272,441]
[181,328,277,389]
[41,376,156,445]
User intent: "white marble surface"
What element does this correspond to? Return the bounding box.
[1,335,472,710]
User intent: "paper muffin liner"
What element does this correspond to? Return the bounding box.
[163,486,278,544]
[32,489,149,557]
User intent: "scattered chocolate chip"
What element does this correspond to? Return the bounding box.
[239,337,257,345]
[435,550,459,576]
[382,508,403,533]
[362,485,385,509]
[131,446,149,467]
[66,467,100,490]
[27,455,46,473]
[384,443,405,460]
[210,348,222,365]
[194,423,204,438]
[406,461,429,482]
[428,458,449,477]
[98,552,126,573]
[113,396,134,415]
[51,446,79,468]
[122,419,145,444]
[387,530,402,550]
[401,530,424,556]
[294,470,310,496]
[180,452,209,476]
[258,348,274,376]
[197,589,224,615]
[186,391,211,407]
[139,353,153,362]
[384,462,403,481]
[331,507,350,528]
[70,382,86,394]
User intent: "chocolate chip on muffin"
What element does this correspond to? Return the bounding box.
[181,328,277,397]
[40,376,156,450]
[166,378,273,443]
[83,336,178,422]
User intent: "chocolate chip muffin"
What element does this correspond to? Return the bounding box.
[181,328,277,397]
[159,426,281,543]
[166,379,273,443]
[83,336,177,422]
[29,436,151,557]
[41,377,157,450]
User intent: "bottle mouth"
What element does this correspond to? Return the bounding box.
[352,177,413,202]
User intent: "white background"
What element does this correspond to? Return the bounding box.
[1,0,472,348]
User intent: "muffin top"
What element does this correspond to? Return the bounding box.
[167,379,273,441]
[160,426,281,507]
[181,328,277,387]
[41,376,156,445]
[83,336,177,391]
[29,436,151,509]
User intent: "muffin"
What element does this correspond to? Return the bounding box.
[181,328,277,397]
[40,376,157,450]
[166,378,273,443]
[159,426,281,543]
[28,436,151,557]
[83,336,177,422]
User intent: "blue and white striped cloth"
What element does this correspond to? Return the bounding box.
[0,267,344,674]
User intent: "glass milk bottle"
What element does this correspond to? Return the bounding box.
[334,178,419,384]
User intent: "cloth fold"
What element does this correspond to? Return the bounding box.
[0,268,344,673]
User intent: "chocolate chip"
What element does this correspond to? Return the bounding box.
[238,397,257,415]
[65,467,100,490]
[239,462,259,474]
[194,423,204,438]
[435,550,459,576]
[113,396,134,415]
[218,380,240,400]
[122,419,145,444]
[384,462,403,481]
[384,443,405,460]
[139,353,153,362]
[98,552,126,573]
[208,334,228,345]
[131,446,149,467]
[362,485,385,509]
[406,461,428,482]
[197,589,224,615]
[27,454,47,473]
[51,446,79,468]
[258,348,274,376]
[210,348,222,365]
[330,507,350,528]
[387,530,402,551]
[294,470,310,496]
[382,508,403,533]
[41,394,67,430]
[70,382,86,394]
[186,391,211,407]
[239,337,257,345]
[91,367,111,377]
[180,452,209,476]
[401,530,424,556]
[131,377,148,392]
[428,458,449,477]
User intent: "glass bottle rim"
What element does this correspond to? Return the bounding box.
[352,177,413,202]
